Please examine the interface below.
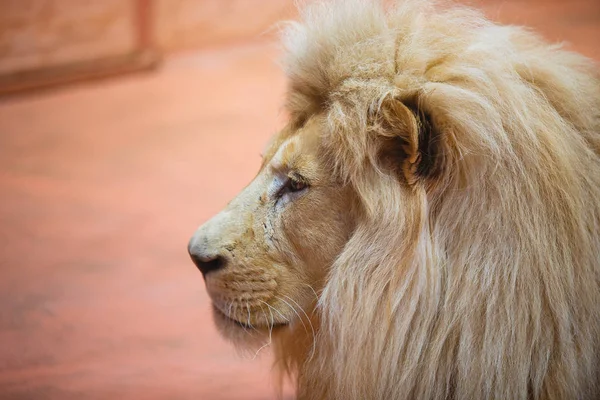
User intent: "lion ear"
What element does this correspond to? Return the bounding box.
[375,96,446,184]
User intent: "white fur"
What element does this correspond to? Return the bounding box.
[274,1,600,399]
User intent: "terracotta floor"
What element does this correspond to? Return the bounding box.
[0,1,598,399]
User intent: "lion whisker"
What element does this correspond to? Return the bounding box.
[301,283,320,313]
[233,303,253,337]
[275,295,309,334]
[251,303,274,360]
[259,299,290,324]
[227,300,234,320]
[245,300,260,334]
[281,294,317,363]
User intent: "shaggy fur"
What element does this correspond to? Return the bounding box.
[190,1,600,399]
[281,1,600,398]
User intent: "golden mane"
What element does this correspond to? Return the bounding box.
[274,0,600,398]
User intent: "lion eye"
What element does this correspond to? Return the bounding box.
[288,178,307,193]
[275,175,309,202]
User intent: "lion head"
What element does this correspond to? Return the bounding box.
[189,1,600,399]
[188,117,356,333]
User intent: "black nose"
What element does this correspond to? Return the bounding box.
[189,251,226,275]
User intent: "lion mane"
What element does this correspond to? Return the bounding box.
[271,1,600,399]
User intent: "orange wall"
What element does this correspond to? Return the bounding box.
[0,0,138,74]
[2,0,596,87]
[0,0,296,77]
[153,0,295,52]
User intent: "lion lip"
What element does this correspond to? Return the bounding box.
[212,304,288,329]
[215,306,252,329]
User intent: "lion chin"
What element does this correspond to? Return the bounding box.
[210,305,289,352]
[210,306,270,351]
[189,0,600,399]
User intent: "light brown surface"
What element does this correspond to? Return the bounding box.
[477,0,600,59]
[0,44,291,399]
[0,0,137,74]
[153,0,296,52]
[0,0,298,77]
[0,1,598,399]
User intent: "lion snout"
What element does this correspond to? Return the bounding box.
[188,225,230,276]
[189,251,226,276]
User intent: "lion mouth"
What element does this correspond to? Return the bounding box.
[211,304,288,330]
[212,305,253,329]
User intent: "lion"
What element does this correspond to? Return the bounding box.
[187,0,600,398]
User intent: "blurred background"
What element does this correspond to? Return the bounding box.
[0,0,598,399]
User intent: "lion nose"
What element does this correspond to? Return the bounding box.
[189,252,226,275]
[188,239,227,276]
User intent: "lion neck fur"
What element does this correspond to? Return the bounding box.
[271,1,600,399]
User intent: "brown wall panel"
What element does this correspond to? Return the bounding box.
[153,0,296,52]
[0,0,138,74]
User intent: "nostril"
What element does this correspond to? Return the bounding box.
[190,253,225,275]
